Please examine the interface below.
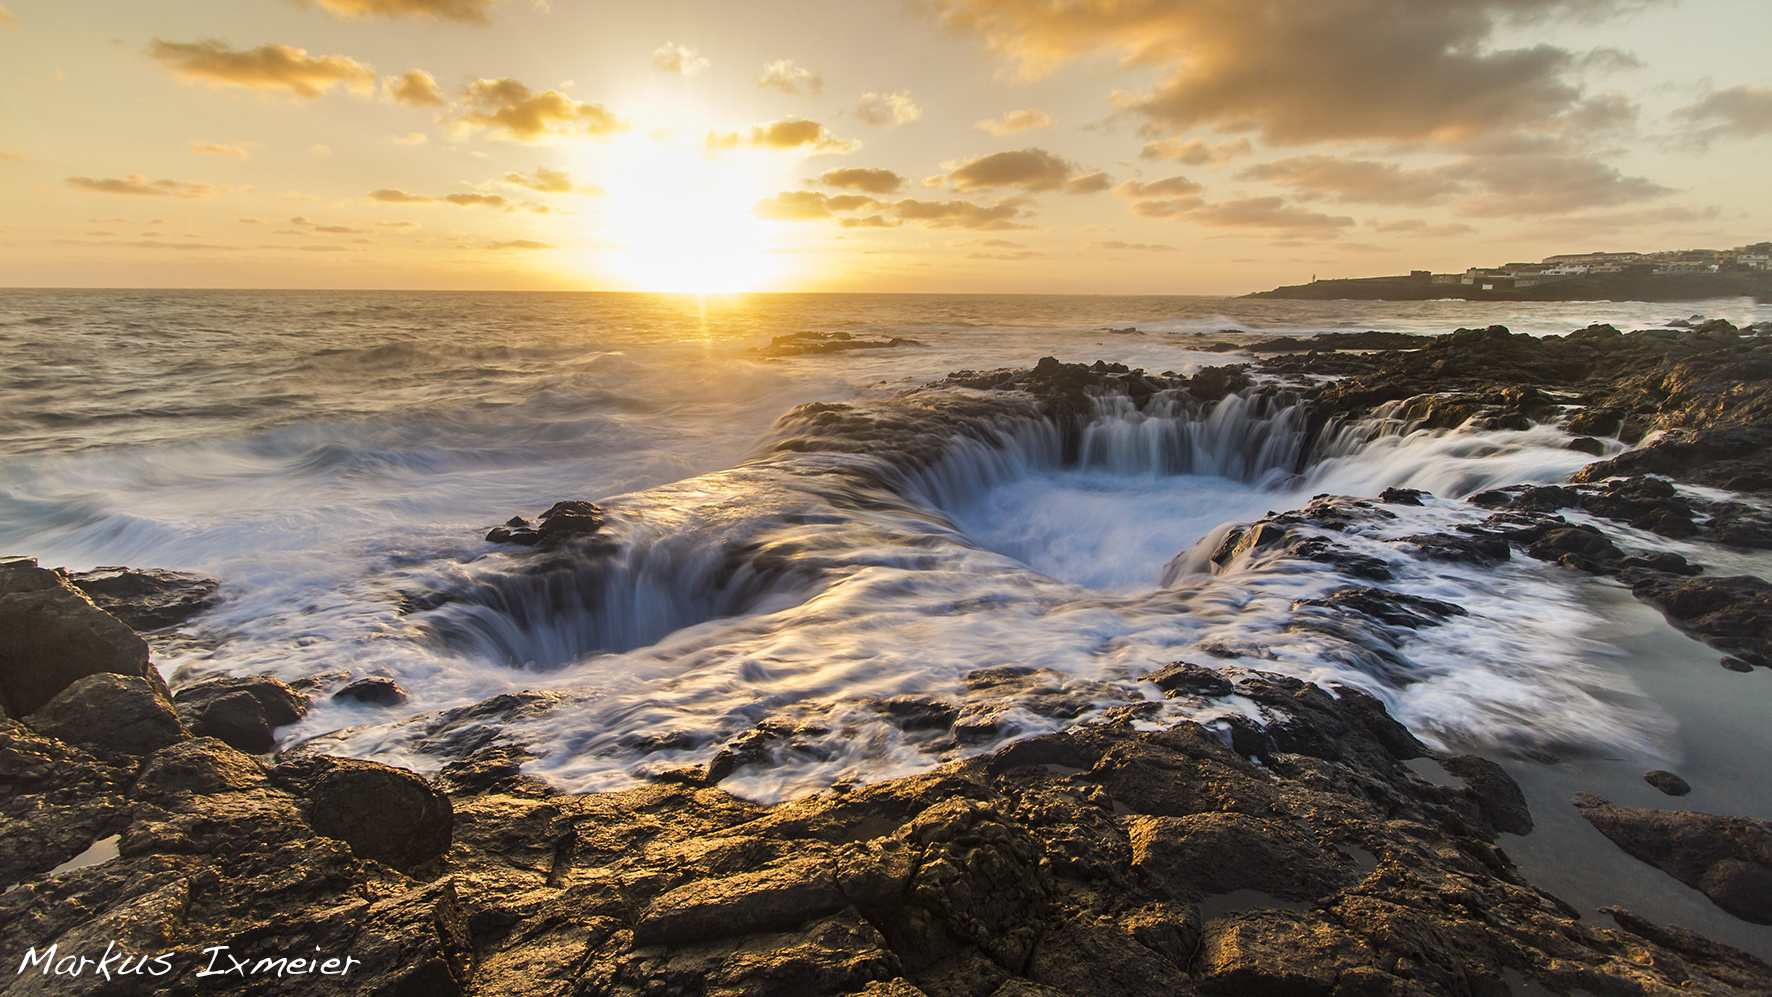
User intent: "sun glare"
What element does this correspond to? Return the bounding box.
[590,134,793,293]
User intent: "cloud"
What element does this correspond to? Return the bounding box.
[1443,154,1670,217]
[0,149,34,162]
[890,196,1029,229]
[1140,136,1251,166]
[383,69,446,106]
[302,0,500,24]
[949,148,1074,192]
[1237,154,1462,205]
[487,239,555,249]
[976,109,1054,135]
[279,190,321,201]
[815,167,905,194]
[706,118,857,155]
[758,60,822,96]
[188,140,250,160]
[855,91,922,126]
[314,225,364,234]
[1065,171,1113,194]
[499,166,601,195]
[0,5,15,28]
[754,190,1030,229]
[392,132,429,145]
[455,78,625,141]
[1114,175,1203,199]
[147,40,375,99]
[66,174,219,198]
[653,42,710,77]
[1369,218,1477,237]
[1086,240,1177,251]
[1185,196,1356,235]
[367,188,512,207]
[920,0,1640,145]
[1675,84,1772,147]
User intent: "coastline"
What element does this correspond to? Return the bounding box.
[4,319,1772,994]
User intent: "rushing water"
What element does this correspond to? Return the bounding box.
[4,288,1772,951]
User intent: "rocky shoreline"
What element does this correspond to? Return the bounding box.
[5,322,1772,995]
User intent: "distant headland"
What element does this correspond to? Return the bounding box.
[1249,242,1772,302]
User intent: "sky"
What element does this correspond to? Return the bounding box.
[1,0,1770,294]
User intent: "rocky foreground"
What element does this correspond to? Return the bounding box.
[5,321,1772,995]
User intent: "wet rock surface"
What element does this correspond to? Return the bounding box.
[0,556,157,719]
[67,565,219,632]
[172,673,310,754]
[1574,795,1772,925]
[8,656,1771,996]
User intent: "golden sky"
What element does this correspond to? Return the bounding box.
[2,0,1769,293]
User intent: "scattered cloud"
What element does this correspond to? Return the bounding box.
[1086,240,1177,251]
[392,132,429,145]
[302,0,501,24]
[921,0,1640,146]
[754,190,1031,230]
[0,149,34,162]
[0,5,15,29]
[1140,136,1251,167]
[758,60,822,96]
[976,109,1054,135]
[383,69,446,106]
[147,40,375,99]
[1675,84,1772,147]
[949,147,1069,192]
[499,166,601,195]
[454,78,625,141]
[279,190,322,201]
[238,217,268,224]
[855,91,922,126]
[188,140,250,160]
[653,42,710,77]
[815,167,906,194]
[1368,218,1477,237]
[1186,196,1357,236]
[367,188,512,207]
[1114,175,1205,200]
[314,225,364,234]
[307,144,333,155]
[706,117,857,155]
[65,174,219,198]
[1237,154,1462,205]
[1443,154,1670,217]
[487,239,555,249]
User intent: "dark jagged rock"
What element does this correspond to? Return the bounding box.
[334,675,411,707]
[1377,486,1425,505]
[1294,587,1467,630]
[1142,661,1235,699]
[68,565,219,632]
[486,500,609,550]
[26,672,189,757]
[1400,532,1510,565]
[0,718,134,886]
[2,664,1769,996]
[0,556,156,719]
[1645,770,1693,797]
[173,673,309,754]
[1573,794,1772,924]
[285,756,455,873]
[758,330,926,357]
[1629,574,1772,667]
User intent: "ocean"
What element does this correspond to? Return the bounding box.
[4,288,1771,953]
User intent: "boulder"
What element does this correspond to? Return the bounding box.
[132,737,270,801]
[68,566,218,632]
[334,676,410,707]
[1573,794,1772,924]
[1644,770,1692,797]
[25,673,189,756]
[300,757,454,872]
[0,556,154,718]
[173,673,309,753]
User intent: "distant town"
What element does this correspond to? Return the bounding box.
[1250,241,1772,302]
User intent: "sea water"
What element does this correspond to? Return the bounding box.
[4,288,1771,953]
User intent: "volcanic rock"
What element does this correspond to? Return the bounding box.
[0,556,155,719]
[68,565,218,632]
[173,673,309,754]
[1645,770,1693,797]
[292,757,454,872]
[1573,794,1772,924]
[25,672,189,757]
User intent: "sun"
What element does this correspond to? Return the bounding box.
[590,134,793,293]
